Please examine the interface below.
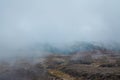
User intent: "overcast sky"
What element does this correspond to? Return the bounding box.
[0,0,120,51]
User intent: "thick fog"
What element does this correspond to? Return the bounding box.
[0,0,120,58]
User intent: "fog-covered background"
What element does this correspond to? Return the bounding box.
[0,0,120,59]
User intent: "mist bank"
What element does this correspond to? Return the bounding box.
[0,41,120,61]
[1,0,120,50]
[0,0,120,60]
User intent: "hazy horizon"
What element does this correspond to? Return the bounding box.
[0,0,120,58]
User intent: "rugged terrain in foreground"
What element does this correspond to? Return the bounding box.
[0,44,120,80]
[0,54,120,80]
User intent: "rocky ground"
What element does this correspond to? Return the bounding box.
[0,49,120,80]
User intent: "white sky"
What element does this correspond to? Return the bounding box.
[0,0,120,50]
